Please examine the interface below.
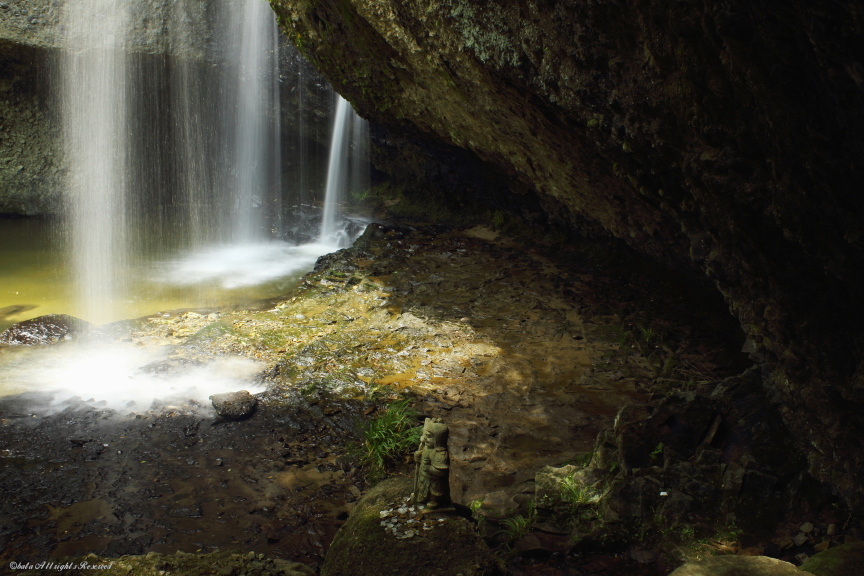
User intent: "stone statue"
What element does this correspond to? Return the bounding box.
[412,418,450,509]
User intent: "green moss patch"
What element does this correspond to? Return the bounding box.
[321,477,504,576]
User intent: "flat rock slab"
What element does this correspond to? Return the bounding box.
[321,477,504,576]
[210,390,257,420]
[669,556,815,576]
[0,314,90,345]
[801,541,864,576]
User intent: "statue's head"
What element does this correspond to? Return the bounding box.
[426,421,449,448]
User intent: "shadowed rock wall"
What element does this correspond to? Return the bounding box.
[0,40,60,215]
[269,0,864,506]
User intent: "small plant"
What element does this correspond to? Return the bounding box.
[559,476,597,507]
[501,500,535,542]
[469,499,486,525]
[354,398,422,481]
[492,210,505,229]
[502,515,531,541]
[650,442,664,462]
[612,324,630,348]
[659,520,697,543]
[639,325,655,346]
[572,450,594,467]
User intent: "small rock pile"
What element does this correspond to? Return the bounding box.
[773,519,860,565]
[378,496,448,539]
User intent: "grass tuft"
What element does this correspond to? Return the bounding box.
[355,398,422,481]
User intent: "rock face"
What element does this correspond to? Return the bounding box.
[0,0,215,57]
[0,314,90,345]
[269,0,864,507]
[0,40,62,215]
[530,371,822,551]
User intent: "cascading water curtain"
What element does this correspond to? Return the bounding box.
[226,0,282,243]
[62,0,130,325]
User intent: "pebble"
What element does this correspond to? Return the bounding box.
[827,523,837,536]
[800,522,815,534]
[379,499,447,538]
[792,533,808,547]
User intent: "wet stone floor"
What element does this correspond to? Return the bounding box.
[0,223,747,574]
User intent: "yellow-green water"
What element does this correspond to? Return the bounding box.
[0,217,333,331]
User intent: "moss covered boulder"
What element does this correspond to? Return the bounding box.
[321,477,504,576]
[669,555,814,576]
[800,541,864,576]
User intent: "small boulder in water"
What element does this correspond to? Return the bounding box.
[0,314,90,345]
[210,390,258,420]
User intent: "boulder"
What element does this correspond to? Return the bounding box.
[0,314,90,345]
[800,541,864,576]
[321,476,504,576]
[209,390,257,420]
[669,555,815,576]
[535,464,579,507]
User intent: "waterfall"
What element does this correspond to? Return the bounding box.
[55,0,369,328]
[169,0,218,250]
[227,0,281,242]
[2,0,373,409]
[321,96,369,245]
[62,0,130,325]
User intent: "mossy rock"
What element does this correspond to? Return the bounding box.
[12,551,314,576]
[321,477,504,576]
[668,555,815,576]
[800,541,864,576]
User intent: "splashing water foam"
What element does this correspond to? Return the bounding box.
[0,339,266,416]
